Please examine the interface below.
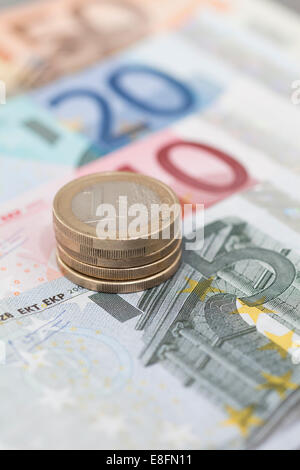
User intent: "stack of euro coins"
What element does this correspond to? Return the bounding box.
[53,172,183,294]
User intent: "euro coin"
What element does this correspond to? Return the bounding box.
[55,224,182,268]
[53,172,181,258]
[56,249,182,294]
[57,239,182,281]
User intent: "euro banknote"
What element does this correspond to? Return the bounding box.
[31,33,234,155]
[1,110,299,298]
[202,78,300,174]
[0,193,300,449]
[0,0,226,91]
[181,6,300,99]
[242,182,300,234]
[0,95,99,203]
[217,0,300,63]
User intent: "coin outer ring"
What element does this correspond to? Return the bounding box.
[57,240,182,281]
[53,172,181,254]
[56,250,183,294]
[55,225,182,268]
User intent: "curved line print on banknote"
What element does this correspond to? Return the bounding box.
[6,325,133,396]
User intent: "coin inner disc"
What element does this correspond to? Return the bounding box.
[71,180,164,238]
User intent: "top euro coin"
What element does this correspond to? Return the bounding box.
[53,172,182,260]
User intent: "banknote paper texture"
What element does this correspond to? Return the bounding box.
[219,0,300,62]
[242,182,300,235]
[202,79,300,175]
[182,7,300,98]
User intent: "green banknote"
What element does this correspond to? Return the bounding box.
[0,193,300,449]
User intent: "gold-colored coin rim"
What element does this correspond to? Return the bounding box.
[55,224,182,267]
[57,240,182,281]
[56,250,182,294]
[53,172,181,252]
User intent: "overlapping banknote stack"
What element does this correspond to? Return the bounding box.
[0,0,300,451]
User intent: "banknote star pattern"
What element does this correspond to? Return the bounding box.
[178,276,223,301]
[61,118,84,132]
[92,412,126,437]
[258,340,288,359]
[222,405,264,437]
[20,350,50,374]
[40,387,75,411]
[231,298,276,324]
[264,330,299,353]
[160,421,198,448]
[257,371,299,399]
